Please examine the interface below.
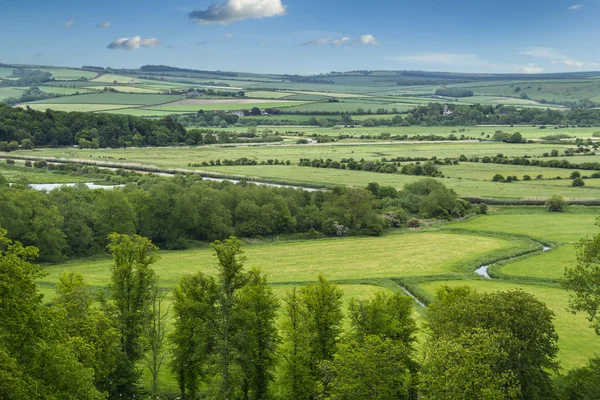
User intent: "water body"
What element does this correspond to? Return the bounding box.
[26,182,120,191]
[400,286,426,308]
[475,246,551,279]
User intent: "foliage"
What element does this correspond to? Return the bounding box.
[545,195,567,212]
[426,286,559,399]
[562,222,600,335]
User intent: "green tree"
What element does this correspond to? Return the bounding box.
[54,272,120,395]
[555,356,600,400]
[419,329,520,399]
[237,267,280,400]
[563,221,600,335]
[325,336,412,400]
[106,233,158,398]
[170,272,219,399]
[0,227,104,399]
[145,285,171,398]
[545,195,567,212]
[426,286,559,399]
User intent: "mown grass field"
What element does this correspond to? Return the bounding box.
[39,231,516,288]
[500,245,575,280]
[23,103,140,112]
[29,92,183,105]
[145,101,307,112]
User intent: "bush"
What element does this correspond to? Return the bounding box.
[523,175,531,181]
[570,171,581,179]
[24,161,32,167]
[572,177,585,187]
[545,195,567,212]
[407,218,420,228]
[478,203,488,214]
[492,174,505,182]
[5,159,14,165]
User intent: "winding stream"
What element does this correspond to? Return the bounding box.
[475,246,551,279]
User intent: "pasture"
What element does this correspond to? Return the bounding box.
[39,231,519,288]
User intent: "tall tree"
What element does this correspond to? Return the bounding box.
[237,267,280,400]
[145,285,171,399]
[106,233,158,398]
[562,222,600,335]
[170,272,219,400]
[426,286,559,399]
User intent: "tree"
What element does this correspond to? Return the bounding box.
[325,336,412,400]
[170,272,219,400]
[419,329,520,399]
[555,356,600,400]
[237,267,280,400]
[0,227,104,399]
[276,287,313,400]
[145,285,171,399]
[545,195,567,212]
[572,177,585,187]
[563,221,600,335]
[106,233,159,398]
[426,286,559,399]
[54,272,120,395]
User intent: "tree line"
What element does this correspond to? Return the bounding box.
[2,228,600,399]
[0,175,472,261]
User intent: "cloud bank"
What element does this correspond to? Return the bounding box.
[189,0,286,24]
[107,36,161,50]
[302,34,378,46]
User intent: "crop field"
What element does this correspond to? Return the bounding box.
[23,103,140,112]
[89,73,136,84]
[82,85,163,94]
[417,280,600,370]
[145,100,307,112]
[245,90,294,99]
[28,92,183,105]
[38,68,98,80]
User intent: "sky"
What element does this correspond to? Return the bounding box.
[1,0,599,75]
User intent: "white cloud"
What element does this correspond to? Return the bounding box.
[107,36,161,50]
[519,47,564,59]
[65,19,75,28]
[564,59,585,67]
[98,21,111,28]
[352,34,379,45]
[519,66,545,74]
[569,4,584,10]
[218,32,233,41]
[189,0,286,24]
[332,37,350,46]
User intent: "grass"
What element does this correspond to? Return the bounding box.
[245,90,293,99]
[146,101,307,112]
[0,87,26,100]
[500,245,575,280]
[417,279,600,370]
[38,68,97,80]
[39,231,517,288]
[0,163,99,184]
[82,85,164,94]
[39,86,94,95]
[89,73,136,84]
[450,214,598,243]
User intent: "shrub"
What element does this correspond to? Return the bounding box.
[572,177,585,187]
[492,174,505,182]
[570,171,581,179]
[5,159,14,165]
[478,203,488,214]
[24,161,32,167]
[523,175,531,181]
[407,218,420,228]
[545,195,567,212]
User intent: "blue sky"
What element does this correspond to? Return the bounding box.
[1,0,599,74]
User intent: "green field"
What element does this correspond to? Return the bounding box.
[245,90,294,99]
[145,100,307,112]
[90,73,136,84]
[0,163,99,184]
[23,103,140,112]
[38,68,98,80]
[0,87,26,100]
[82,85,164,94]
[451,213,598,243]
[39,231,516,288]
[27,92,183,105]
[500,245,575,280]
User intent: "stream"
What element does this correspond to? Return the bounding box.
[475,246,551,279]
